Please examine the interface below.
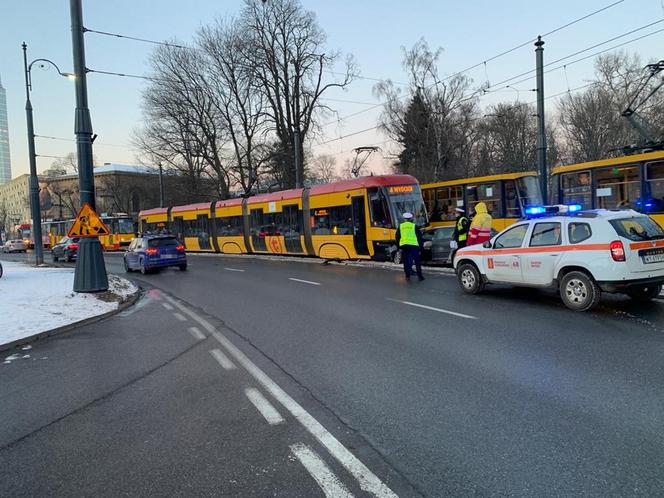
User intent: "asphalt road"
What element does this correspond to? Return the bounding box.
[2,251,664,497]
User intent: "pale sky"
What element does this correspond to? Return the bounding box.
[1,0,663,180]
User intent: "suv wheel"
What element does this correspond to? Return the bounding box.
[123,258,131,273]
[457,263,484,294]
[52,252,58,262]
[179,263,187,271]
[560,271,601,311]
[392,250,402,265]
[626,284,661,302]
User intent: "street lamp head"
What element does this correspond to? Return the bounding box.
[62,72,76,80]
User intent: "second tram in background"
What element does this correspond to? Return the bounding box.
[421,171,542,231]
[42,213,135,250]
[140,175,426,261]
[551,149,664,227]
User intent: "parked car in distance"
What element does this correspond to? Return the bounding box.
[51,237,80,262]
[2,239,26,253]
[422,226,455,264]
[124,235,187,274]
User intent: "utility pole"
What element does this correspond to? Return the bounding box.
[293,126,303,188]
[535,35,548,204]
[158,162,165,208]
[21,43,44,266]
[70,0,108,292]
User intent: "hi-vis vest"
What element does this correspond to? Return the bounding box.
[399,221,418,247]
[457,217,469,242]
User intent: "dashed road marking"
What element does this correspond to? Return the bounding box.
[388,298,478,320]
[289,277,321,286]
[162,302,174,310]
[245,388,285,425]
[290,443,354,498]
[224,267,245,272]
[173,312,187,322]
[209,348,236,370]
[162,293,396,498]
[188,326,205,340]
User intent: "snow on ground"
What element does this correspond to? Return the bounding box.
[0,261,138,348]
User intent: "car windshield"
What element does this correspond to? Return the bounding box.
[609,217,664,241]
[148,237,179,247]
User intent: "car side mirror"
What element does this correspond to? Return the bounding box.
[483,241,492,249]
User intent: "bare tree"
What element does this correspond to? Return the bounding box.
[241,0,357,188]
[375,38,480,182]
[309,154,338,183]
[135,44,232,199]
[557,51,664,162]
[198,18,268,195]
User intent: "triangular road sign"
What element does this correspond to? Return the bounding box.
[68,202,110,238]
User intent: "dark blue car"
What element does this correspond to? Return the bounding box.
[124,235,187,274]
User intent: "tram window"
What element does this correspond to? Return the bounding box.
[282,205,302,236]
[646,161,664,213]
[561,171,591,209]
[423,188,437,220]
[368,188,392,228]
[262,212,284,235]
[311,209,331,235]
[428,186,463,221]
[172,217,184,239]
[505,181,520,218]
[329,205,353,235]
[595,165,640,210]
[466,182,502,217]
[216,216,243,236]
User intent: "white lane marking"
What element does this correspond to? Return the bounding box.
[173,312,187,322]
[289,277,321,286]
[209,348,236,370]
[388,298,477,320]
[291,443,354,498]
[245,388,285,425]
[161,302,174,310]
[162,294,396,498]
[188,326,205,340]
[224,267,245,272]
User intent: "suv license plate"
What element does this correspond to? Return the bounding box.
[642,249,664,264]
[162,254,177,259]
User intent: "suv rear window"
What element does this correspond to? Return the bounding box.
[609,217,664,241]
[148,237,179,247]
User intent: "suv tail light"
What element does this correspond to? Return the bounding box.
[610,240,626,262]
[68,243,79,250]
[145,247,159,255]
[176,245,185,251]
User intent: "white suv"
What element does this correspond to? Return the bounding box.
[453,208,664,311]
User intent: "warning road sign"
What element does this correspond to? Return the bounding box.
[68,203,110,238]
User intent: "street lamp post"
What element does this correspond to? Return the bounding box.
[70,0,108,293]
[22,42,75,266]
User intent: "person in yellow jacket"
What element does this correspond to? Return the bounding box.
[467,202,493,246]
[395,212,424,281]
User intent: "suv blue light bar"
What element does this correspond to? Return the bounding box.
[525,206,546,215]
[567,204,582,212]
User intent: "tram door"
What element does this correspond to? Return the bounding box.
[351,196,370,256]
[282,204,303,253]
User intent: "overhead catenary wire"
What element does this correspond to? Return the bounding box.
[319,19,664,135]
[34,134,129,149]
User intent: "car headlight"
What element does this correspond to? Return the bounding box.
[423,241,432,249]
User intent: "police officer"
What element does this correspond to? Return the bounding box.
[396,212,424,281]
[451,207,470,256]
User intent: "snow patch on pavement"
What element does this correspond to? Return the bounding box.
[0,261,138,347]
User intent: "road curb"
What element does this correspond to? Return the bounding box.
[0,277,142,354]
